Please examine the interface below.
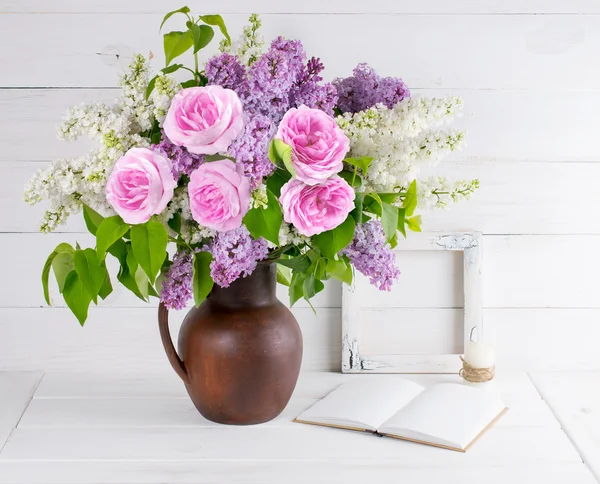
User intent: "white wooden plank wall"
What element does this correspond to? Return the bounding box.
[0,0,599,373]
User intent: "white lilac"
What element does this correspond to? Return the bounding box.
[337,96,476,207]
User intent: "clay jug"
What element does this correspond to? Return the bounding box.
[158,262,303,425]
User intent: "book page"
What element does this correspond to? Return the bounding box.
[378,383,506,450]
[295,377,425,431]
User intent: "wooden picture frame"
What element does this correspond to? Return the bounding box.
[341,232,483,373]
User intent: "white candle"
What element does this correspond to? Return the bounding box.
[464,341,495,369]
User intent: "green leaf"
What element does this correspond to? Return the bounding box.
[145,75,158,100]
[406,215,422,232]
[82,204,104,236]
[193,252,214,307]
[73,248,105,304]
[163,30,194,66]
[402,180,418,217]
[167,212,182,234]
[289,272,307,307]
[180,79,198,89]
[160,6,190,31]
[162,63,183,74]
[52,251,75,294]
[344,156,374,174]
[381,202,399,243]
[302,272,324,314]
[42,243,74,305]
[199,14,231,44]
[275,254,311,272]
[117,266,147,302]
[326,257,353,285]
[312,216,356,258]
[243,189,282,245]
[339,170,362,189]
[130,220,168,284]
[96,216,129,259]
[268,139,295,176]
[62,271,92,326]
[126,250,149,299]
[266,169,291,197]
[276,265,292,286]
[204,154,236,162]
[98,269,113,300]
[187,22,214,54]
[395,208,406,238]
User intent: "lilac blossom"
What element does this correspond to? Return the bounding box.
[205,52,248,93]
[227,114,276,187]
[292,57,337,116]
[207,226,269,287]
[333,63,410,114]
[159,250,193,310]
[341,220,400,291]
[202,38,339,186]
[152,135,204,178]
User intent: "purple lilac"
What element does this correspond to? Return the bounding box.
[205,52,248,93]
[292,57,337,115]
[333,63,410,114]
[243,37,306,123]
[341,220,400,291]
[207,226,269,287]
[159,250,194,310]
[202,39,338,185]
[227,114,276,187]
[152,135,204,178]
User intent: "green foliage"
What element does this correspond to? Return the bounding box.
[339,170,362,189]
[406,215,422,232]
[82,204,104,236]
[130,219,168,284]
[42,242,74,305]
[243,190,282,245]
[73,248,106,304]
[266,169,291,197]
[163,30,194,66]
[312,216,356,258]
[276,265,292,286]
[167,212,182,234]
[160,6,191,31]
[187,22,214,53]
[275,254,311,272]
[397,207,407,238]
[98,270,113,300]
[268,139,295,177]
[381,202,399,243]
[96,216,129,259]
[199,14,231,44]
[326,257,353,285]
[402,180,418,217]
[62,271,92,326]
[193,251,213,307]
[344,156,374,174]
[126,250,150,299]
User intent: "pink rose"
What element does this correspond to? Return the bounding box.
[188,159,251,231]
[280,176,355,236]
[106,148,176,225]
[163,86,244,155]
[276,106,350,185]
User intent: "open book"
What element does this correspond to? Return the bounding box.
[294,378,507,452]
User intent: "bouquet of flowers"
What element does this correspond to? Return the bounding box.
[25,9,478,325]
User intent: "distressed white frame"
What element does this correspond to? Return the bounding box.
[342,232,483,373]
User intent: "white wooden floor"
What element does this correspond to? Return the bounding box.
[0,371,598,484]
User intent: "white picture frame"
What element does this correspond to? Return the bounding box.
[341,231,483,373]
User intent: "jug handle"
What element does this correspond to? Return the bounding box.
[158,302,190,385]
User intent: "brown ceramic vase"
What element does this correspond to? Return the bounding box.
[158,262,303,425]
